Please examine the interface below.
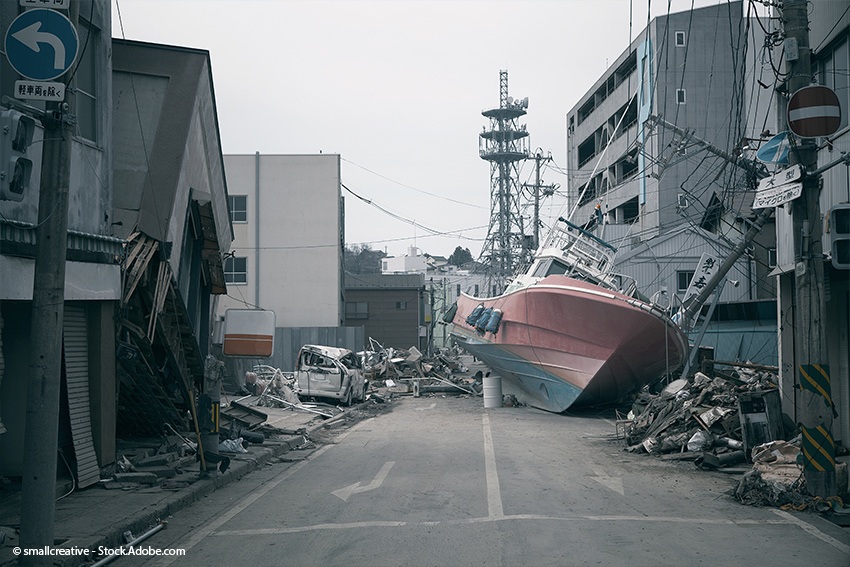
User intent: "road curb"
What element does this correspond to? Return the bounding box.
[58,432,310,567]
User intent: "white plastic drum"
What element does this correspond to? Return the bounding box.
[483,374,502,408]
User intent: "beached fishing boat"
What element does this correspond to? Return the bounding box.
[447,217,689,412]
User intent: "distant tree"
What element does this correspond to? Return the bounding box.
[448,246,474,266]
[344,244,386,274]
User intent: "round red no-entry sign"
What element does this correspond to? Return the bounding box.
[787,85,842,138]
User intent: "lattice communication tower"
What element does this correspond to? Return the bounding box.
[478,70,531,295]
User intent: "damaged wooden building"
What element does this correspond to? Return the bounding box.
[0,22,232,486]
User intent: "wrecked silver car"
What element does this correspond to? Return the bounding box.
[295,345,367,406]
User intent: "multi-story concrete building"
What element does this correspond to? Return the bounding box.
[215,154,355,375]
[217,153,344,327]
[565,1,773,309]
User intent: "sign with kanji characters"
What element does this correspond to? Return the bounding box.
[4,8,78,81]
[14,79,65,101]
[682,253,719,304]
[787,85,842,138]
[753,182,803,209]
[757,164,803,193]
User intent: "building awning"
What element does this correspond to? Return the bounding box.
[768,263,795,277]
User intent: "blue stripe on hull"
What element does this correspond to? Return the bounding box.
[455,334,583,413]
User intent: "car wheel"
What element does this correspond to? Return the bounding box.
[361,382,368,402]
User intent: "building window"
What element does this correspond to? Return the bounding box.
[676,89,686,105]
[675,31,686,47]
[456,284,461,297]
[346,302,368,319]
[677,270,694,293]
[224,256,247,284]
[474,284,479,295]
[73,20,98,142]
[815,38,849,132]
[229,195,247,223]
[396,301,407,310]
[768,248,777,268]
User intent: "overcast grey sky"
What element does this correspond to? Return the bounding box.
[112,0,735,259]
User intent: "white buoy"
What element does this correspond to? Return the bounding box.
[483,374,502,408]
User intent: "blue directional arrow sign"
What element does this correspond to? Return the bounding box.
[4,9,79,82]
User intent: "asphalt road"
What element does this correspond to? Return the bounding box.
[120,394,850,567]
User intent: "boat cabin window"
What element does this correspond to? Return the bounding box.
[532,258,570,278]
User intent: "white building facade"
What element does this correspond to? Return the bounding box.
[217,154,344,327]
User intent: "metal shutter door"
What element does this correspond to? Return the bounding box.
[64,304,101,488]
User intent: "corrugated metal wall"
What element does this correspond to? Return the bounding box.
[688,324,778,366]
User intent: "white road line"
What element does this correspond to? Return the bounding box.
[771,508,850,554]
[482,412,504,518]
[150,420,370,567]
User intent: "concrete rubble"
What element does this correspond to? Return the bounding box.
[365,342,483,398]
[620,363,848,515]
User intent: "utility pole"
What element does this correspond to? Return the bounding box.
[782,0,835,497]
[523,150,557,251]
[19,2,79,562]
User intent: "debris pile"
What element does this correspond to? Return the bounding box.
[110,433,201,488]
[623,366,781,465]
[367,344,481,396]
[242,364,342,419]
[734,439,808,507]
[622,363,849,509]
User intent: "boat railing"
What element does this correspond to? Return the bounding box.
[545,217,616,275]
[608,273,639,297]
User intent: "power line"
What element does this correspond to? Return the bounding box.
[341,157,486,210]
[341,181,486,242]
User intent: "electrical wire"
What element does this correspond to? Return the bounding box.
[342,181,487,243]
[341,157,486,210]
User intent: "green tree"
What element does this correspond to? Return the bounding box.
[344,244,386,274]
[448,246,473,266]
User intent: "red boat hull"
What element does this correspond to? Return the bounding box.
[450,275,688,412]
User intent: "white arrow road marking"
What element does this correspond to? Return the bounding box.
[587,463,624,496]
[332,460,395,502]
[12,22,66,70]
[415,403,436,411]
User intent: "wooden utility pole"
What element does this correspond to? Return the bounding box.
[19,2,79,562]
[782,0,835,498]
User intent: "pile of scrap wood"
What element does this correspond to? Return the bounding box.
[623,364,782,468]
[374,345,481,396]
[109,429,203,487]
